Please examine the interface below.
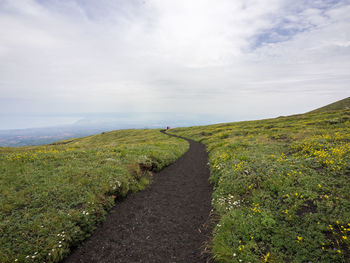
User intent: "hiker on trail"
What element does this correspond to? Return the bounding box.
[166,126,171,130]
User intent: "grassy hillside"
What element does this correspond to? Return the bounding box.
[0,129,188,263]
[309,97,350,113]
[169,109,350,262]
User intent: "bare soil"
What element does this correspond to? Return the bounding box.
[62,131,213,263]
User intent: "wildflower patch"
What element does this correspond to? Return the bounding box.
[170,108,350,262]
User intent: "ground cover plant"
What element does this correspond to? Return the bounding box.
[169,109,350,262]
[0,129,188,262]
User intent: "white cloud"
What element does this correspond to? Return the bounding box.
[0,0,349,119]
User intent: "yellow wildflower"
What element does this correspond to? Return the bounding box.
[264,252,270,262]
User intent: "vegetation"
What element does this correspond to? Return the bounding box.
[169,109,350,262]
[0,129,188,262]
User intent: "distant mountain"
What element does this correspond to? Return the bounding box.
[309,97,350,113]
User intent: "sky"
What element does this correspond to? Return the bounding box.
[0,0,349,129]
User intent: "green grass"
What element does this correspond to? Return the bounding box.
[0,129,188,262]
[169,109,350,262]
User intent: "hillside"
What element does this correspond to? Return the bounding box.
[2,101,350,263]
[0,129,188,262]
[309,97,350,113]
[169,108,350,262]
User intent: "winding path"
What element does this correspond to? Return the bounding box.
[62,131,213,263]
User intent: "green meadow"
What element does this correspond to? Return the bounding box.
[1,98,350,263]
[169,107,350,262]
[0,130,188,262]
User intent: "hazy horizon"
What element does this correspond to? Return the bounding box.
[0,94,348,131]
[0,111,252,131]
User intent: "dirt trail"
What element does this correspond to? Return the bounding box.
[62,131,213,263]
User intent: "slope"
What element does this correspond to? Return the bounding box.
[169,108,350,262]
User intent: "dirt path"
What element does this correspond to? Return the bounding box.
[62,131,213,263]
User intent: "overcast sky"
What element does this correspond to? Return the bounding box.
[0,0,349,125]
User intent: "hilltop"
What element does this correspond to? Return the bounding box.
[309,96,350,113]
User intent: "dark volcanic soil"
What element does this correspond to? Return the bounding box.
[62,131,213,263]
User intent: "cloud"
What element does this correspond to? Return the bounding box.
[0,0,349,120]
